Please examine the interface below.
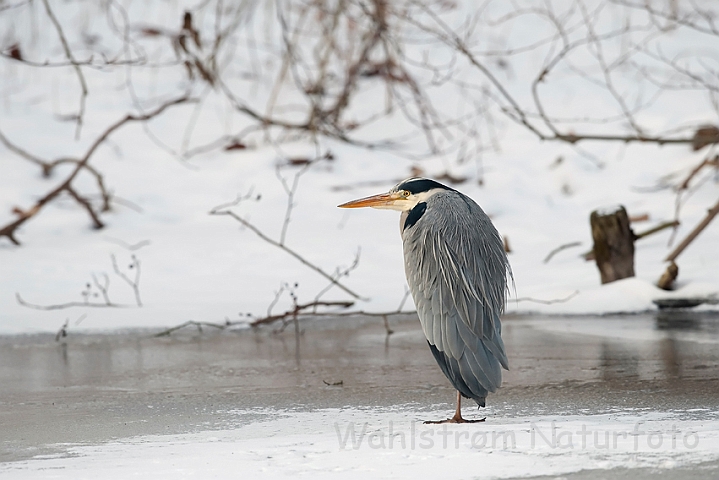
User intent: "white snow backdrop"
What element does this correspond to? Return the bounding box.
[0,1,718,334]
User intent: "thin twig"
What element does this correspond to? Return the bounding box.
[665,198,719,263]
[16,293,130,310]
[276,161,312,246]
[313,248,361,303]
[209,205,364,300]
[0,96,190,245]
[41,0,88,139]
[543,242,582,264]
[634,221,680,240]
[66,186,104,229]
[514,291,580,305]
[0,129,113,207]
[0,129,51,174]
[249,300,354,327]
[154,320,229,337]
[91,273,112,305]
[396,287,411,311]
[154,307,418,337]
[55,319,70,342]
[111,254,142,306]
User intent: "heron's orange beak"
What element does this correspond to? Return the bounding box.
[337,192,400,209]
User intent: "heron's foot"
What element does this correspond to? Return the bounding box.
[423,415,486,424]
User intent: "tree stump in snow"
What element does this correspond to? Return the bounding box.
[590,206,636,284]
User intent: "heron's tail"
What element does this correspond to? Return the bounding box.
[427,341,493,407]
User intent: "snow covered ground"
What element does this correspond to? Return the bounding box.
[3,408,719,480]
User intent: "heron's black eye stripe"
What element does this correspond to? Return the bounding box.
[404,202,427,230]
[398,179,453,194]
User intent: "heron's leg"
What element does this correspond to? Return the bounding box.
[423,391,486,424]
[452,391,462,420]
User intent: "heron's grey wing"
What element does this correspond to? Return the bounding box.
[402,192,509,397]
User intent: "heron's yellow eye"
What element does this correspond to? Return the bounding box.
[401,190,410,198]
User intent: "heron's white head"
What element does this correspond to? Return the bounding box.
[338,177,453,212]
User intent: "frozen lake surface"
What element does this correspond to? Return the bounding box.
[1,313,719,479]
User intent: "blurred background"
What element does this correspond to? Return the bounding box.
[1,0,718,334]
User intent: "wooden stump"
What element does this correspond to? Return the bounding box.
[590,206,636,284]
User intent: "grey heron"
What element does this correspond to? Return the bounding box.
[338,177,510,423]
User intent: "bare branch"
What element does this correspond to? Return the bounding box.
[275,161,313,246]
[41,0,88,139]
[111,254,142,307]
[249,300,355,327]
[543,241,582,264]
[0,96,191,245]
[634,220,680,240]
[514,291,580,305]
[55,314,87,341]
[16,293,130,310]
[665,197,719,263]
[209,201,365,300]
[66,186,104,229]
[154,320,229,337]
[55,319,70,342]
[91,273,112,305]
[313,248,361,303]
[0,129,51,175]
